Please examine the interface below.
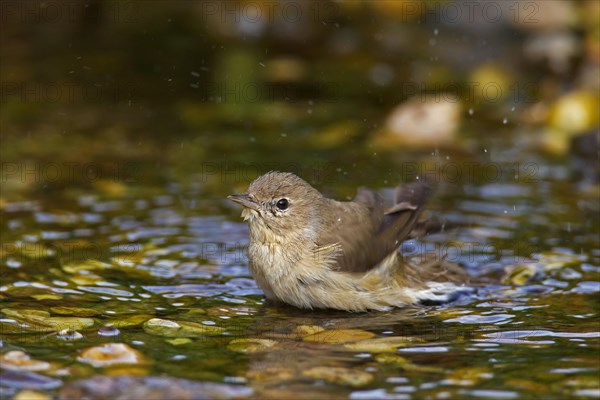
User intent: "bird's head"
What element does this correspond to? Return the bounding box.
[228,171,325,243]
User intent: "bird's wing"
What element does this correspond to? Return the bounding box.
[315,187,384,273]
[374,181,435,264]
[317,182,434,273]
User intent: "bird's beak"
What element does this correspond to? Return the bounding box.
[227,194,260,211]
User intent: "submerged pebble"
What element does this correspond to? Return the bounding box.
[13,390,52,400]
[77,343,146,368]
[303,366,374,387]
[1,308,95,332]
[375,354,443,373]
[227,338,277,353]
[0,351,50,372]
[303,329,375,344]
[343,336,424,353]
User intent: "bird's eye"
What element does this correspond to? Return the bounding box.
[276,198,289,210]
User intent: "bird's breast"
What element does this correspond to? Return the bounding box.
[247,239,321,303]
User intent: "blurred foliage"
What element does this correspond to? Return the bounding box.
[0,0,598,192]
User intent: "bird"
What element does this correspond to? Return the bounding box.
[228,171,465,312]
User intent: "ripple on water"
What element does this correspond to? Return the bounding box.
[443,314,514,324]
[458,200,522,216]
[0,370,63,390]
[515,285,554,295]
[478,184,532,198]
[143,283,222,293]
[220,265,251,277]
[4,201,38,213]
[468,227,514,239]
[139,282,259,299]
[467,389,519,399]
[91,201,123,212]
[399,347,448,353]
[478,330,600,345]
[34,212,78,224]
[125,227,180,241]
[571,281,600,294]
[78,286,134,297]
[574,389,600,397]
[41,231,71,240]
[350,388,410,400]
[549,367,597,374]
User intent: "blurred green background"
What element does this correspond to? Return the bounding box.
[1,0,598,198]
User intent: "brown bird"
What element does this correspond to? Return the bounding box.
[228,171,465,311]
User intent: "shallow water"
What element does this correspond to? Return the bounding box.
[1,148,598,399]
[1,2,599,396]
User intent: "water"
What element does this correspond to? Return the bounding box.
[1,148,598,399]
[1,2,599,396]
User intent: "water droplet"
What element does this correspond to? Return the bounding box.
[434,28,439,35]
[468,108,474,116]
[502,117,508,124]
